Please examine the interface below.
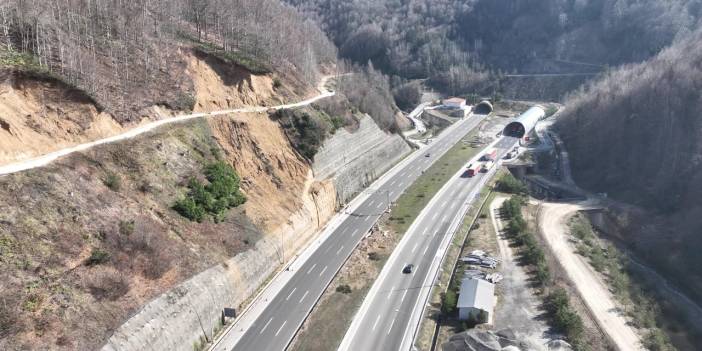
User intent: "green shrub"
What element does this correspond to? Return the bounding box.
[119,220,135,236]
[336,284,352,294]
[546,288,584,343]
[535,262,551,285]
[273,77,282,89]
[495,174,527,194]
[368,252,381,261]
[85,248,110,266]
[170,92,196,112]
[330,116,345,131]
[506,217,526,237]
[103,173,121,191]
[441,290,457,315]
[174,197,206,222]
[174,161,246,222]
[545,105,559,118]
[463,93,481,105]
[273,109,327,159]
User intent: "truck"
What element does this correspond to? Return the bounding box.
[481,148,497,161]
[482,160,494,172]
[466,163,482,177]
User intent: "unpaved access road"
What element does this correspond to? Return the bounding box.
[490,196,552,350]
[0,75,336,176]
[537,201,643,351]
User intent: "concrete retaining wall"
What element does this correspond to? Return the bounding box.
[101,235,279,351]
[100,115,410,351]
[312,115,411,204]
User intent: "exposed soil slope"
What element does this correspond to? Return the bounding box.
[0,71,123,165]
[0,107,339,350]
[0,50,308,167]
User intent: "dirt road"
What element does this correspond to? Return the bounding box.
[0,75,336,176]
[537,201,643,351]
[490,196,552,350]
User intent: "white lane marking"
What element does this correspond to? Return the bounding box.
[275,320,287,336]
[306,263,317,275]
[336,246,345,256]
[412,243,419,253]
[319,265,328,276]
[340,227,349,235]
[440,200,447,208]
[432,213,439,220]
[260,317,273,334]
[377,202,384,209]
[451,201,457,209]
[412,264,419,275]
[368,200,375,207]
[372,315,381,331]
[442,214,448,223]
[423,246,429,256]
[387,317,396,335]
[365,216,373,223]
[299,290,309,303]
[434,229,439,237]
[389,191,395,197]
[387,286,395,300]
[401,290,408,302]
[352,228,360,236]
[285,287,297,301]
[422,228,429,236]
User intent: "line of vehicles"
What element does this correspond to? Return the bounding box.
[464,146,521,177]
[464,148,497,177]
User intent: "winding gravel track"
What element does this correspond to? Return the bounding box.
[0,76,335,176]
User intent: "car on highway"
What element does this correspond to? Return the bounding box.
[402,264,415,274]
[425,153,431,157]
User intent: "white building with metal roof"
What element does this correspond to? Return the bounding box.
[457,277,495,323]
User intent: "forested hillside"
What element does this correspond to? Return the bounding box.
[288,0,701,95]
[0,0,336,121]
[556,29,702,305]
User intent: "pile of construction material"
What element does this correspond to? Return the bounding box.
[442,328,573,351]
[460,250,500,269]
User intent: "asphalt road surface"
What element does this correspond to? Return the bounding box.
[339,136,517,351]
[218,114,489,351]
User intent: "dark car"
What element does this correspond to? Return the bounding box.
[402,264,415,274]
[425,153,431,157]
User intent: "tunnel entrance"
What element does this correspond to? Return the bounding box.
[475,100,493,115]
[504,122,526,138]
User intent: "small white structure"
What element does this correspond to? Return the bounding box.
[457,277,495,323]
[442,97,466,108]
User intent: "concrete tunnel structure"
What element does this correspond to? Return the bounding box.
[474,100,493,114]
[503,105,545,138]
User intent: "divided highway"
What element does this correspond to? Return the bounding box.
[213,114,489,351]
[339,136,518,351]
